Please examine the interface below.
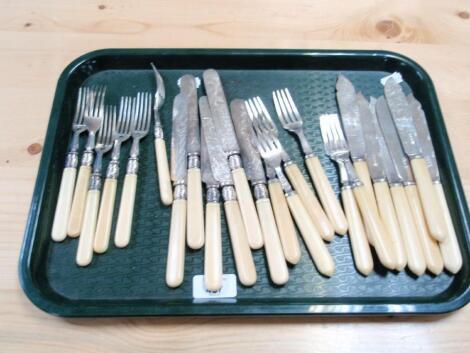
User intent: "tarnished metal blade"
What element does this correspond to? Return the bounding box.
[384,79,422,158]
[375,96,413,184]
[230,99,266,183]
[336,74,366,160]
[171,94,188,181]
[199,96,233,184]
[200,126,218,186]
[179,75,200,155]
[202,69,240,154]
[407,94,440,182]
[356,93,386,181]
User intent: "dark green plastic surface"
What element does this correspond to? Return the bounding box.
[19,49,470,316]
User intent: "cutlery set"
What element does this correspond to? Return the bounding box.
[51,67,462,291]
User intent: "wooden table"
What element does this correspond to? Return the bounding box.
[1,0,470,351]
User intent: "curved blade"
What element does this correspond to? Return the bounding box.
[150,63,165,110]
[179,75,200,155]
[171,94,188,182]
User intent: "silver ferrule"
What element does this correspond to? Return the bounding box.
[68,130,81,154]
[173,182,187,200]
[433,179,442,185]
[403,180,416,187]
[341,184,353,191]
[222,185,237,201]
[188,154,200,169]
[81,150,94,167]
[253,183,269,200]
[154,121,164,139]
[372,177,387,184]
[106,159,119,179]
[126,158,139,175]
[206,186,220,203]
[304,153,316,160]
[339,159,363,188]
[409,154,423,160]
[65,151,79,168]
[89,172,102,190]
[296,130,313,156]
[129,137,141,159]
[283,159,294,167]
[274,165,294,195]
[389,181,402,188]
[228,154,242,170]
[351,156,365,163]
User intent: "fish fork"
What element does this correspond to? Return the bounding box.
[114,92,152,248]
[273,89,348,235]
[248,97,334,241]
[94,97,134,253]
[51,86,89,242]
[246,100,335,277]
[76,106,116,266]
[68,86,106,236]
[319,114,396,270]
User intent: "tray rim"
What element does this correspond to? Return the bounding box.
[19,48,470,317]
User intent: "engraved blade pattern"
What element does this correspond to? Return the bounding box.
[179,75,200,155]
[171,94,188,181]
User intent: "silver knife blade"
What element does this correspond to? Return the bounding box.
[202,69,240,155]
[230,99,266,183]
[384,78,422,158]
[179,75,200,155]
[407,94,440,182]
[336,74,366,161]
[356,93,386,181]
[375,96,414,184]
[200,126,218,186]
[171,94,188,181]
[199,96,233,185]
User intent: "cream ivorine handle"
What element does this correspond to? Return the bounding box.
[268,180,301,265]
[306,156,348,235]
[155,138,173,206]
[435,183,463,274]
[204,202,222,292]
[224,200,257,286]
[353,160,378,215]
[187,168,204,250]
[52,167,77,242]
[76,190,100,266]
[341,188,373,276]
[68,165,92,237]
[353,185,396,270]
[410,158,446,241]
[286,193,335,277]
[374,181,407,271]
[93,178,117,253]
[285,163,334,241]
[256,199,289,285]
[390,185,426,275]
[231,168,264,249]
[166,199,186,288]
[114,174,137,248]
[405,184,443,275]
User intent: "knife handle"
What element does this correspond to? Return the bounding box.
[405,184,444,275]
[93,178,117,253]
[232,168,264,249]
[68,165,92,237]
[353,185,396,270]
[341,187,373,275]
[306,156,348,235]
[286,193,335,277]
[166,199,186,288]
[155,138,173,206]
[390,185,426,275]
[187,168,204,249]
[268,180,301,265]
[204,202,223,292]
[285,163,334,241]
[256,198,289,285]
[224,200,257,286]
[114,174,137,248]
[353,160,378,215]
[410,157,446,241]
[76,189,100,266]
[434,183,463,274]
[374,181,407,271]
[52,167,77,242]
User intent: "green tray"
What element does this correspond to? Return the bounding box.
[19,49,470,316]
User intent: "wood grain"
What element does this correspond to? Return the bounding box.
[1,0,470,352]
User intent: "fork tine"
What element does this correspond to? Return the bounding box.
[144,93,152,131]
[279,89,296,124]
[283,88,302,121]
[73,87,84,124]
[274,90,292,125]
[272,90,287,125]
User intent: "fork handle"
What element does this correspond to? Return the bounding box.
[155,138,173,206]
[76,189,100,266]
[306,156,348,235]
[268,180,301,265]
[93,178,117,253]
[114,173,137,248]
[232,168,264,249]
[187,168,205,249]
[166,199,187,288]
[286,193,335,277]
[435,183,463,274]
[284,162,334,241]
[68,165,92,237]
[204,202,223,292]
[52,167,76,242]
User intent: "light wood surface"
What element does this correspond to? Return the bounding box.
[1,0,470,352]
